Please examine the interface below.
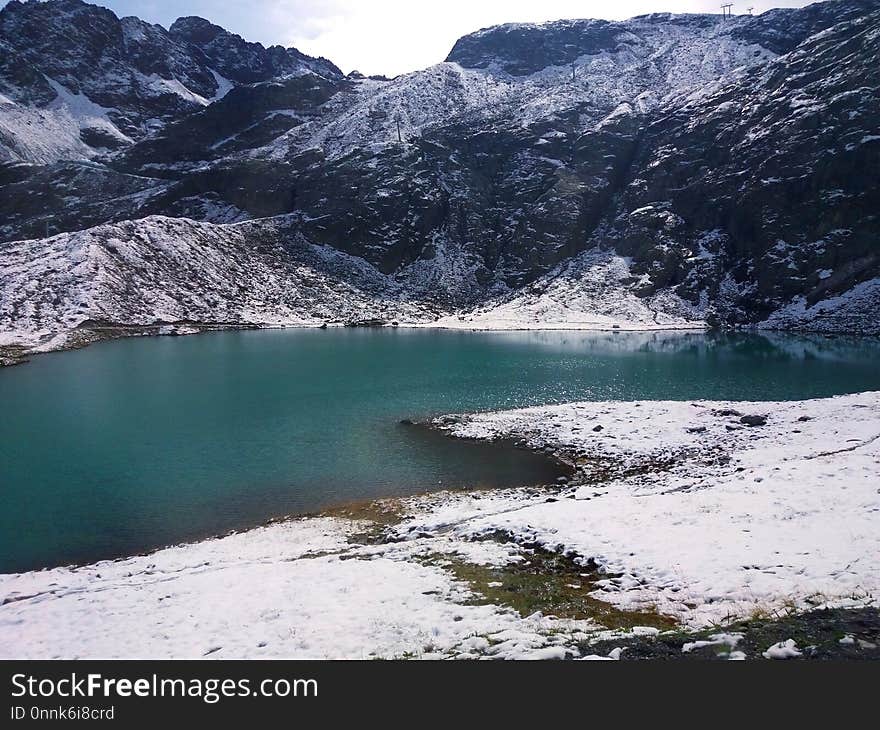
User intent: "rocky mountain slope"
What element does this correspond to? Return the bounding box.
[1,0,878,358]
[476,4,880,333]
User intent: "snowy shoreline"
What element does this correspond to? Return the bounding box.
[1,318,710,367]
[1,391,877,659]
[7,315,872,369]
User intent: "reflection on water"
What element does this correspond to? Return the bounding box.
[1,327,878,572]
[478,328,880,362]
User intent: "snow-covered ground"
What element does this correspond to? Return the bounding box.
[0,78,132,164]
[429,392,880,627]
[1,391,876,658]
[0,516,599,660]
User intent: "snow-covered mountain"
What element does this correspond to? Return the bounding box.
[0,0,340,163]
[1,0,878,361]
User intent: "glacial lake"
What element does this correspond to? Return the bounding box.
[2,328,880,573]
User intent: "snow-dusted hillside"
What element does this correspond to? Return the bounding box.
[433,250,706,330]
[0,216,433,354]
[266,14,775,163]
[0,77,134,164]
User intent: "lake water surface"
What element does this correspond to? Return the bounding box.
[2,328,880,573]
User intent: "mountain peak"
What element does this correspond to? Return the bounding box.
[169,16,227,43]
[444,13,738,76]
[0,0,344,159]
[169,14,342,83]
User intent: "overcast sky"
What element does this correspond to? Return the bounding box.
[8,0,816,76]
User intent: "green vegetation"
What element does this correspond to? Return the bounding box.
[423,535,676,631]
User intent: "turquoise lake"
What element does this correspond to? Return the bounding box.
[2,328,880,573]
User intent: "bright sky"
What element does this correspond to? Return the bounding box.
[8,0,816,76]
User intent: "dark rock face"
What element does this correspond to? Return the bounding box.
[601,9,880,325]
[446,18,620,75]
[0,39,57,105]
[0,0,214,137]
[115,74,346,170]
[730,0,878,53]
[0,162,169,242]
[289,143,450,276]
[168,16,341,83]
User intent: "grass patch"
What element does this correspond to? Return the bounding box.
[425,539,677,631]
[583,607,880,660]
[319,497,407,544]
